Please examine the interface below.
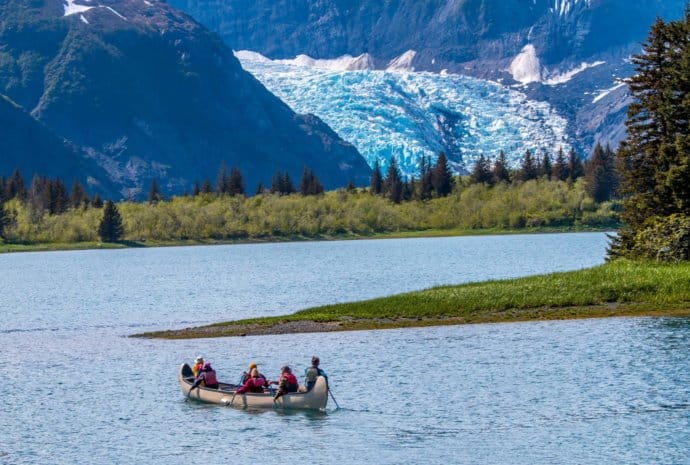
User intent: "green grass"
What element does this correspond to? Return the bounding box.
[135,260,690,339]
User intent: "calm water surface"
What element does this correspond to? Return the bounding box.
[1,233,688,465]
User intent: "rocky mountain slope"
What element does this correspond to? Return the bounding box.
[0,0,371,198]
[168,0,686,160]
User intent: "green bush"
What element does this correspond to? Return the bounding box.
[633,214,690,262]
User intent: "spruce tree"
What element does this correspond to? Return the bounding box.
[492,150,512,184]
[383,156,403,203]
[417,155,433,200]
[91,193,104,208]
[517,150,537,182]
[551,147,569,181]
[201,179,213,194]
[567,149,584,181]
[7,169,25,200]
[469,154,493,185]
[147,179,161,204]
[299,167,324,196]
[49,179,69,214]
[216,164,229,195]
[70,180,88,209]
[370,160,383,195]
[431,152,454,197]
[192,181,201,196]
[540,151,553,179]
[98,200,124,242]
[255,182,264,196]
[610,10,690,259]
[228,168,245,196]
[585,142,618,202]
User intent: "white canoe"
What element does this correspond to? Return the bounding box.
[178,363,329,410]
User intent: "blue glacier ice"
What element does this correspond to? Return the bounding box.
[236,51,572,177]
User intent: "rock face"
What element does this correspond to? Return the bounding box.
[0,94,117,196]
[0,0,371,198]
[167,0,686,156]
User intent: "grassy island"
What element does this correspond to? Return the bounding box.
[134,260,690,339]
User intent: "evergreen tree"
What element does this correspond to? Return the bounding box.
[228,168,245,196]
[492,150,512,184]
[91,193,104,208]
[346,179,356,192]
[299,167,324,196]
[192,180,201,196]
[98,200,124,242]
[216,164,229,195]
[0,201,8,240]
[370,160,383,195]
[551,147,569,181]
[469,154,493,185]
[540,151,553,179]
[517,149,537,182]
[255,182,264,196]
[567,148,585,181]
[585,142,618,202]
[49,178,69,214]
[417,155,433,200]
[0,177,6,203]
[148,179,162,204]
[383,156,403,203]
[70,180,88,209]
[431,152,454,197]
[201,179,213,194]
[7,169,25,200]
[610,11,690,258]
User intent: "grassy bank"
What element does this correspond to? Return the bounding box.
[135,260,690,339]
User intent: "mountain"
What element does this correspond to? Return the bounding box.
[0,94,117,195]
[0,0,371,198]
[167,0,687,166]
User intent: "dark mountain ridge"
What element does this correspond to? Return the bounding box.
[0,0,371,198]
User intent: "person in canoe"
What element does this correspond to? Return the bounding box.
[239,362,267,385]
[269,365,299,400]
[236,367,268,394]
[191,355,204,377]
[190,361,219,390]
[304,356,328,391]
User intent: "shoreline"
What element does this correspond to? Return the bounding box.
[133,305,690,339]
[0,225,615,254]
[133,261,690,339]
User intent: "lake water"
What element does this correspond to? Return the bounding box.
[1,233,689,464]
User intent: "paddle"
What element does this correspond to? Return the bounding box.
[188,378,201,397]
[328,386,341,410]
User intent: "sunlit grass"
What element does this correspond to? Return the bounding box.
[138,261,690,338]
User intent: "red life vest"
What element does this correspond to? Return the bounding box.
[203,369,218,387]
[282,373,298,392]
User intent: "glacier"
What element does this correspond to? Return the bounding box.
[237,51,571,176]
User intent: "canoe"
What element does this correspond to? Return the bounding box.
[178,363,329,410]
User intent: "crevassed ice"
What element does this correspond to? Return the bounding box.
[237,51,571,176]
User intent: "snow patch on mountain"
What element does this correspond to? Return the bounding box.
[544,61,605,85]
[592,82,627,103]
[63,0,95,16]
[237,51,571,175]
[509,44,541,84]
[551,0,591,17]
[63,0,127,20]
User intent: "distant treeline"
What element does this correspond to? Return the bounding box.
[0,147,619,245]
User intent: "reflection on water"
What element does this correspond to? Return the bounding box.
[1,234,689,464]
